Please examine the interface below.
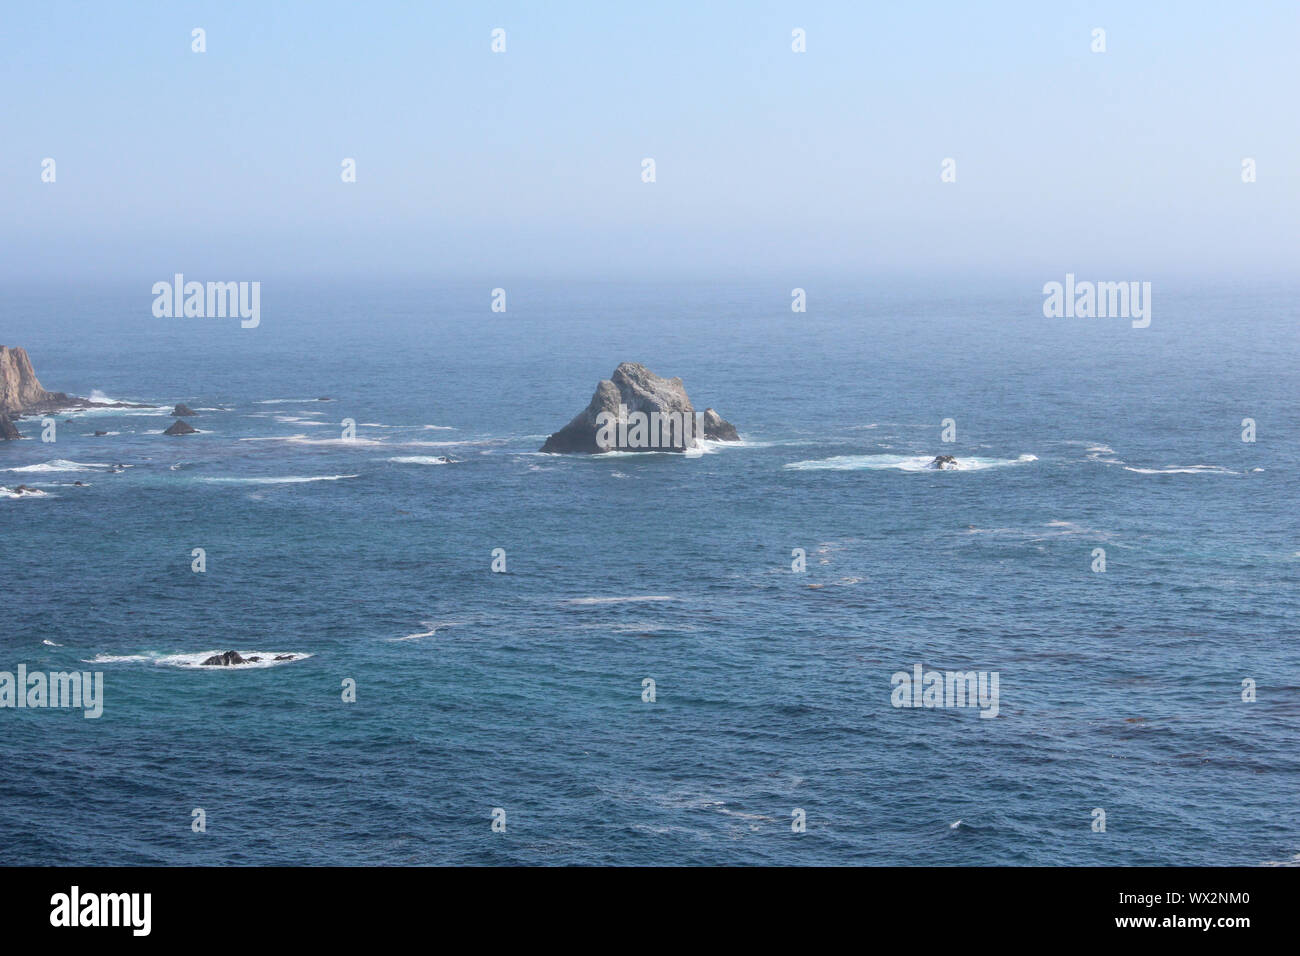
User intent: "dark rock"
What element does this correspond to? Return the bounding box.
[0,413,19,441]
[93,430,108,436]
[540,362,739,454]
[171,403,198,417]
[317,397,331,401]
[928,455,958,470]
[244,656,262,663]
[273,655,294,661]
[74,481,84,486]
[163,420,197,436]
[200,651,247,666]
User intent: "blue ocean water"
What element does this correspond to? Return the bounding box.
[1,279,1296,865]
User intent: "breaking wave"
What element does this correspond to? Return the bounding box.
[82,651,312,669]
[784,453,1037,472]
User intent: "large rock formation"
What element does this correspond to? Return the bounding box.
[1,346,143,438]
[0,346,82,416]
[540,362,739,454]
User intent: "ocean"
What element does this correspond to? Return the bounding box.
[1,278,1296,865]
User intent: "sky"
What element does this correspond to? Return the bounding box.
[1,1,1297,281]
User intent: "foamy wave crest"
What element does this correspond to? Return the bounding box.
[76,401,170,416]
[198,474,359,484]
[388,456,452,465]
[3,459,117,474]
[1123,464,1238,475]
[2,486,51,498]
[274,416,332,426]
[564,595,675,605]
[357,423,457,431]
[784,453,1037,472]
[83,651,312,669]
[387,621,462,642]
[239,434,387,446]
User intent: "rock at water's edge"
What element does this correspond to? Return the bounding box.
[540,362,739,454]
[1,345,145,416]
[201,651,247,666]
[702,408,739,442]
[0,413,19,441]
[163,420,198,436]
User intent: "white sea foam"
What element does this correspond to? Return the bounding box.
[387,621,462,642]
[388,456,452,465]
[198,474,359,484]
[784,453,1037,472]
[42,639,62,646]
[75,402,170,417]
[1,486,50,498]
[3,459,117,474]
[358,423,456,430]
[83,651,312,669]
[238,434,387,446]
[1122,464,1238,475]
[564,595,675,605]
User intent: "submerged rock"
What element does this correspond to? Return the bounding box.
[201,651,247,666]
[540,362,739,454]
[171,403,198,417]
[163,420,197,436]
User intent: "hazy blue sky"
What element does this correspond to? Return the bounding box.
[2,1,1297,280]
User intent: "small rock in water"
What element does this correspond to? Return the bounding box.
[171,403,198,417]
[928,455,958,470]
[163,420,197,436]
[200,650,247,666]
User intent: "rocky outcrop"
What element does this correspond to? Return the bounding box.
[201,651,247,666]
[0,346,77,414]
[1,345,142,418]
[163,420,197,436]
[0,413,19,441]
[171,404,197,417]
[540,363,739,454]
[702,408,739,442]
[928,455,958,470]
